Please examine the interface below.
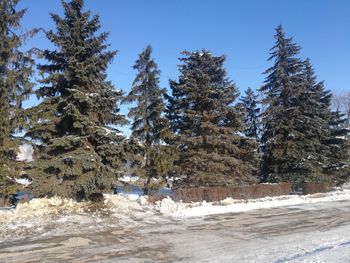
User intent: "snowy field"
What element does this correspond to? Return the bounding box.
[1,189,350,262]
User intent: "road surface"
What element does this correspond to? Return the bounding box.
[1,199,350,262]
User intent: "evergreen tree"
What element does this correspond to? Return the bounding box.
[260,26,348,188]
[26,0,126,200]
[239,87,260,141]
[167,50,258,187]
[292,59,333,183]
[260,25,305,186]
[123,46,173,194]
[0,0,35,202]
[239,87,261,179]
[325,111,350,185]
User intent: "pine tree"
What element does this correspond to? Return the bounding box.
[26,0,126,200]
[123,46,173,194]
[0,0,35,202]
[167,50,258,187]
[239,87,260,141]
[260,25,305,186]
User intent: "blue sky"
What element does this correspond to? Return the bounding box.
[19,0,350,135]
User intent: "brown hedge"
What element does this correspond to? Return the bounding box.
[301,183,332,195]
[173,183,292,203]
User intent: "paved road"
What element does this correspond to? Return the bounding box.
[1,200,350,262]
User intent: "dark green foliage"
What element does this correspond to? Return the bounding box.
[167,50,258,187]
[292,59,333,184]
[260,25,307,186]
[239,87,261,178]
[239,87,260,141]
[260,25,348,188]
[0,0,35,199]
[123,46,174,194]
[26,0,126,200]
[1,4,347,200]
[324,111,350,185]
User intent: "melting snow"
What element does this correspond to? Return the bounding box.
[16,144,33,162]
[2,189,350,226]
[0,197,84,224]
[155,189,350,217]
[118,175,140,183]
[100,188,350,218]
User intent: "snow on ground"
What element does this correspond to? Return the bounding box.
[2,188,350,225]
[100,188,350,219]
[0,197,85,224]
[1,188,350,242]
[1,189,350,262]
[103,193,152,217]
[156,188,350,217]
[103,188,350,218]
[118,175,140,183]
[16,144,33,162]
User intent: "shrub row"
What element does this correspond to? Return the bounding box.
[301,183,332,195]
[173,183,292,203]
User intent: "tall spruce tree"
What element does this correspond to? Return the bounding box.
[325,111,350,185]
[239,87,260,141]
[239,87,261,179]
[260,26,348,188]
[123,46,173,194]
[26,0,126,200]
[260,25,306,186]
[292,59,333,183]
[167,50,258,186]
[0,0,35,202]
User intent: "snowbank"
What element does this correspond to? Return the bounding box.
[0,197,85,224]
[102,188,350,218]
[103,193,150,213]
[1,189,350,224]
[155,189,350,217]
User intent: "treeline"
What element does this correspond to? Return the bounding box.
[0,0,349,202]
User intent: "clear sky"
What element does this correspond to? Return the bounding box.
[19,0,350,135]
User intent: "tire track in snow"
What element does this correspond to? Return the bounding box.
[274,239,350,263]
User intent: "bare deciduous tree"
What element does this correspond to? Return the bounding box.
[341,92,350,128]
[332,93,343,112]
[332,92,350,128]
